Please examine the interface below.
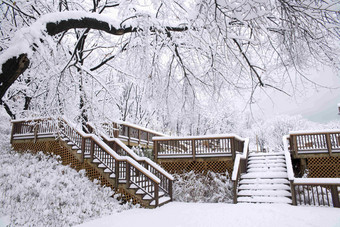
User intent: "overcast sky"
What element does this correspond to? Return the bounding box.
[253,66,340,123]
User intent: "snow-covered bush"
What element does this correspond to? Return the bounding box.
[172,171,233,203]
[0,149,137,226]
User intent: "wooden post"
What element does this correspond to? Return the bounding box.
[81,137,85,163]
[293,136,299,158]
[126,162,130,188]
[192,140,196,161]
[231,138,235,160]
[154,183,159,207]
[115,160,119,187]
[34,124,39,143]
[330,185,340,208]
[146,132,150,148]
[233,180,238,204]
[169,180,173,201]
[154,141,158,162]
[128,127,130,146]
[10,122,15,144]
[290,181,297,205]
[138,129,141,145]
[90,139,94,160]
[325,133,332,156]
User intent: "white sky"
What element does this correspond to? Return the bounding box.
[253,66,340,123]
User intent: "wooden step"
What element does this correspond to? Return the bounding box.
[248,163,286,168]
[248,159,286,165]
[247,167,287,173]
[239,178,290,185]
[238,189,291,197]
[248,153,284,157]
[241,172,288,179]
[238,196,292,204]
[239,184,290,190]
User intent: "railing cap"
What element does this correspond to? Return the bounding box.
[153,134,245,141]
[289,129,340,135]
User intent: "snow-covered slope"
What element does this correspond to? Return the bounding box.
[0,109,137,226]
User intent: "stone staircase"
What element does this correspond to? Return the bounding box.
[237,152,292,204]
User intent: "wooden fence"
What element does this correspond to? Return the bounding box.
[288,131,340,157]
[11,118,172,207]
[153,135,245,161]
[101,121,164,148]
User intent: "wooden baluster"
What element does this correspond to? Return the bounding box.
[34,123,39,143]
[330,185,340,207]
[293,136,298,158]
[169,180,173,201]
[138,129,141,145]
[10,122,15,144]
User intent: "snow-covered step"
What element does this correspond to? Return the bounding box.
[104,168,112,173]
[248,159,286,164]
[247,167,287,173]
[98,163,106,168]
[67,141,74,146]
[150,196,171,206]
[129,184,138,189]
[239,184,290,190]
[136,189,145,195]
[241,172,288,179]
[238,196,292,204]
[77,150,82,154]
[248,156,284,160]
[93,159,100,163]
[109,173,115,178]
[248,153,284,157]
[143,194,153,200]
[248,163,286,168]
[238,190,291,197]
[239,178,290,185]
[71,146,78,150]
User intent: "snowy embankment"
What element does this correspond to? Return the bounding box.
[0,110,136,226]
[78,202,340,227]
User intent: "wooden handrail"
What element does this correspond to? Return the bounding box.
[283,134,340,208]
[231,138,250,204]
[153,135,245,160]
[11,118,163,205]
[287,130,340,156]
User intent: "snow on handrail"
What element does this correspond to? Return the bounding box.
[153,134,245,141]
[12,117,161,184]
[115,120,167,137]
[100,132,174,181]
[283,135,294,181]
[293,178,340,185]
[231,138,249,181]
[289,129,340,135]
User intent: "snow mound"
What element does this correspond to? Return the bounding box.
[0,149,137,226]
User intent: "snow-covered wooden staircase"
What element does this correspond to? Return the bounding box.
[237,152,292,204]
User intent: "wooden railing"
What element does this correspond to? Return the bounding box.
[101,121,165,147]
[88,123,173,200]
[283,135,340,208]
[153,135,245,160]
[288,130,340,157]
[11,118,163,206]
[231,138,250,204]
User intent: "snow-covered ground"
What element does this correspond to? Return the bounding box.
[78,202,340,227]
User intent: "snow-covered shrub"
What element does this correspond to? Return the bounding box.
[0,150,137,226]
[132,146,154,160]
[172,171,233,203]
